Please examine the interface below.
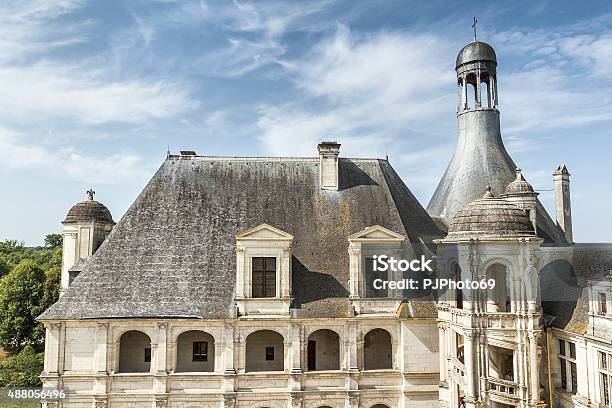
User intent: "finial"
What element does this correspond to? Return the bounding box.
[86,189,95,200]
[483,185,493,198]
[166,146,170,158]
[472,17,478,42]
[515,167,523,180]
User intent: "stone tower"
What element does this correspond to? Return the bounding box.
[60,190,114,296]
[427,40,567,243]
[553,164,572,243]
[427,41,517,221]
[436,188,544,408]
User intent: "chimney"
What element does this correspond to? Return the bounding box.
[317,141,341,190]
[553,164,573,243]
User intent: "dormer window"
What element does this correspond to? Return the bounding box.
[252,257,276,298]
[348,225,407,314]
[235,224,293,316]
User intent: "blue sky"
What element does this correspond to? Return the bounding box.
[1,0,611,245]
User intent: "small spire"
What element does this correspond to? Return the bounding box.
[472,17,478,42]
[483,185,493,198]
[86,189,95,201]
[166,146,170,158]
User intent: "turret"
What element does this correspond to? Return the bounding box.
[502,168,539,233]
[553,164,573,243]
[60,189,114,296]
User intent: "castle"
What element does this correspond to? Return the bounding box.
[39,39,612,408]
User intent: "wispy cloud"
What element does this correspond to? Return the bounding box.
[0,0,198,184]
[257,25,457,156]
[0,128,149,185]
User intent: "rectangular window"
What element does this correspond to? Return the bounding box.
[144,347,151,363]
[558,340,577,394]
[193,341,208,362]
[364,256,388,298]
[252,257,276,298]
[265,346,274,361]
[600,292,608,315]
[599,351,612,406]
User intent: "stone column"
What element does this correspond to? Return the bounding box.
[463,75,468,109]
[153,323,168,396]
[463,330,479,408]
[476,72,482,108]
[94,323,108,373]
[43,323,62,374]
[235,247,245,299]
[93,323,109,396]
[288,323,302,373]
[214,341,224,374]
[438,323,447,387]
[528,333,540,404]
[347,321,359,371]
[282,247,292,298]
[155,323,168,374]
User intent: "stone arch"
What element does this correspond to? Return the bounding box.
[175,330,215,372]
[118,330,151,373]
[245,329,285,372]
[307,329,340,371]
[485,263,511,312]
[369,405,391,408]
[363,328,392,370]
[480,71,491,108]
[465,73,477,109]
[539,259,581,327]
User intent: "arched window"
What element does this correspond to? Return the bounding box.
[176,330,215,372]
[480,73,491,108]
[465,73,477,109]
[371,405,390,408]
[363,328,392,370]
[307,329,340,371]
[118,330,151,373]
[486,264,510,312]
[457,78,465,112]
[245,330,284,372]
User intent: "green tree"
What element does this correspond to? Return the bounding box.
[0,258,8,279]
[0,260,46,352]
[44,234,62,249]
[0,344,44,387]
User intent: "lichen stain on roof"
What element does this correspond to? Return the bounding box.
[40,156,444,320]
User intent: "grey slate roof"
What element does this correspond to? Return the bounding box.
[40,156,444,320]
[426,114,567,244]
[542,244,612,334]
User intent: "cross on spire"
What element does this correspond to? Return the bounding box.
[472,17,478,42]
[86,189,95,200]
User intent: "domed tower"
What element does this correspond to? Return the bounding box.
[60,189,115,296]
[436,187,544,408]
[427,39,517,222]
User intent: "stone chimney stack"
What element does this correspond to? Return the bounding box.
[553,164,573,243]
[317,141,341,190]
